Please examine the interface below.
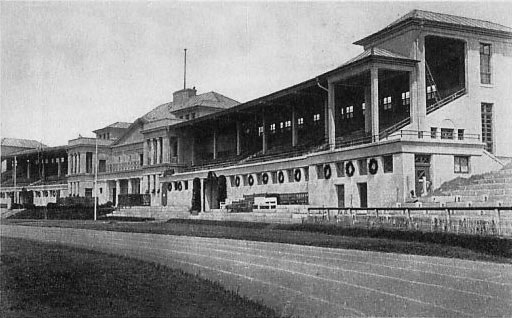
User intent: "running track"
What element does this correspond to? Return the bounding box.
[1,225,511,317]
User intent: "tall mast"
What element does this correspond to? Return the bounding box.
[184,48,187,89]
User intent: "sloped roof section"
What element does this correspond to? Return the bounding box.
[1,138,47,149]
[355,9,512,46]
[339,47,414,67]
[105,122,131,129]
[387,10,512,33]
[142,91,239,121]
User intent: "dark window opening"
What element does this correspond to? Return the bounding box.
[383,155,393,173]
[98,160,106,173]
[454,156,469,173]
[481,103,493,153]
[441,128,454,140]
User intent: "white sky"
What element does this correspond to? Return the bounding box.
[2,1,511,146]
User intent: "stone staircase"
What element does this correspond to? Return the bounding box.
[415,163,512,207]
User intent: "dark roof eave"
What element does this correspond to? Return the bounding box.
[355,19,512,47]
[168,56,418,130]
[1,146,68,159]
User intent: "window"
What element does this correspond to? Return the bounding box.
[139,154,144,166]
[383,155,393,173]
[86,152,93,173]
[480,43,491,84]
[427,85,437,100]
[383,96,392,110]
[185,114,189,120]
[179,116,183,119]
[454,156,469,173]
[430,127,438,139]
[270,123,276,134]
[457,129,465,140]
[441,128,454,140]
[361,103,366,116]
[313,113,321,122]
[401,91,410,106]
[345,106,354,118]
[297,117,304,127]
[481,103,493,153]
[280,122,284,130]
[184,180,188,190]
[285,120,291,129]
[99,188,103,194]
[258,126,264,136]
[85,188,93,197]
[191,113,196,119]
[98,160,106,173]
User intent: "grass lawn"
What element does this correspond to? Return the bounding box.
[5,218,512,264]
[0,236,277,318]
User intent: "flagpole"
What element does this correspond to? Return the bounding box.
[94,136,98,221]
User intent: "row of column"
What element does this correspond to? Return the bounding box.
[144,137,166,166]
[69,181,80,196]
[68,153,83,175]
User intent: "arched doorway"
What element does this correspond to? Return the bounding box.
[217,175,227,206]
[161,182,168,206]
[191,178,201,212]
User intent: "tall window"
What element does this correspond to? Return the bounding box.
[480,43,491,84]
[86,152,93,173]
[345,106,354,118]
[481,103,493,153]
[99,160,106,173]
[297,117,304,128]
[270,123,276,134]
[313,113,321,122]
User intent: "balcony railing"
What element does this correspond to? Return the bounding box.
[107,161,142,173]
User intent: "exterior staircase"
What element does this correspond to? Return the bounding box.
[418,163,512,207]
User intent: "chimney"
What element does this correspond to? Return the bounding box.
[173,87,197,104]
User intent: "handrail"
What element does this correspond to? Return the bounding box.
[427,87,467,114]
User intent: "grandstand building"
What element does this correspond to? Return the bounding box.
[2,10,511,213]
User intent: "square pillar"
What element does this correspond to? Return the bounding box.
[213,130,217,160]
[153,139,158,165]
[327,81,336,149]
[26,160,30,179]
[414,35,427,132]
[127,179,133,194]
[143,139,149,166]
[262,113,267,155]
[57,158,62,178]
[156,137,162,164]
[68,155,72,175]
[370,67,380,142]
[200,178,205,212]
[115,179,120,206]
[364,86,372,134]
[236,121,241,155]
[162,136,169,163]
[291,106,298,147]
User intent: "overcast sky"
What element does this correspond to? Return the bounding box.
[2,1,511,146]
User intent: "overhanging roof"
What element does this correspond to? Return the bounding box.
[355,9,512,46]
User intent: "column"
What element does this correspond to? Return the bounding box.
[148,140,153,165]
[57,158,62,178]
[370,67,380,142]
[127,179,132,194]
[156,138,161,164]
[262,113,267,154]
[415,35,427,133]
[68,154,72,175]
[143,139,149,166]
[200,178,205,212]
[153,139,158,165]
[67,182,71,197]
[291,106,298,147]
[162,136,170,163]
[176,137,181,164]
[80,152,86,174]
[26,160,30,179]
[364,86,372,134]
[327,81,336,149]
[191,136,196,166]
[76,153,80,174]
[236,121,242,155]
[115,179,120,207]
[159,137,163,163]
[212,130,217,160]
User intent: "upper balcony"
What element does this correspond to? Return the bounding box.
[68,137,112,147]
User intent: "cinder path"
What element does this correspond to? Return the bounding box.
[2,225,511,317]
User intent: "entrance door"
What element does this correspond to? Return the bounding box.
[112,188,117,206]
[191,178,201,212]
[161,183,167,206]
[336,185,345,208]
[357,183,368,208]
[415,154,431,197]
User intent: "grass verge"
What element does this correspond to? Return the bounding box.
[5,218,512,264]
[0,236,277,318]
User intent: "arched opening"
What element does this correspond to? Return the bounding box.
[217,175,227,206]
[191,178,201,212]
